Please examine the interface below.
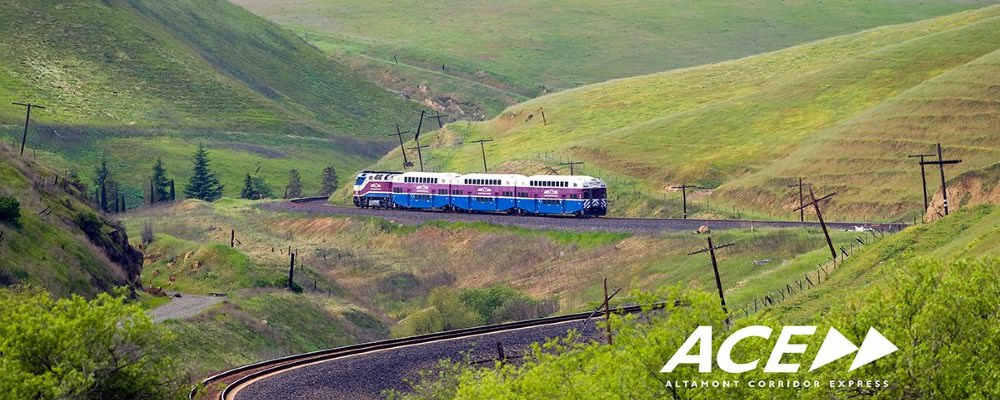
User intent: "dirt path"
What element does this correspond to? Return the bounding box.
[149,293,225,323]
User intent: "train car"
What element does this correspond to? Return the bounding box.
[352,171,608,217]
[520,175,607,216]
[352,171,400,208]
[390,172,461,210]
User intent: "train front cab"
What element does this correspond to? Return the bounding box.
[353,171,397,208]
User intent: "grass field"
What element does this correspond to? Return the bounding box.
[232,0,997,117]
[366,5,1000,221]
[773,204,1000,323]
[0,0,425,205]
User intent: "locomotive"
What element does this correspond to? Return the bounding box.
[352,171,607,217]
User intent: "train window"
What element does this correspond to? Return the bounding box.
[518,192,528,197]
[570,194,578,199]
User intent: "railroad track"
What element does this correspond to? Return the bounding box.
[267,197,908,234]
[191,303,662,400]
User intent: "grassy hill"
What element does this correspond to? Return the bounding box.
[366,5,1000,221]
[0,0,425,204]
[0,143,141,297]
[231,0,996,118]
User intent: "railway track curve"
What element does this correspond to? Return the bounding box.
[265,197,908,234]
[192,304,662,400]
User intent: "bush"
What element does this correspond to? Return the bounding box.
[0,196,20,225]
[459,285,556,323]
[141,221,155,246]
[0,287,185,399]
[74,212,104,237]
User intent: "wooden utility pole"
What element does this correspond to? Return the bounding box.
[786,178,809,222]
[907,154,934,214]
[919,144,962,216]
[409,144,429,172]
[539,107,547,126]
[671,184,699,219]
[13,102,45,157]
[427,112,447,129]
[288,251,296,290]
[559,161,584,176]
[469,139,494,172]
[794,188,838,262]
[230,229,235,248]
[414,110,426,143]
[689,237,735,326]
[603,277,613,345]
[389,123,411,168]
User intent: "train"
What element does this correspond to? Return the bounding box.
[352,170,608,217]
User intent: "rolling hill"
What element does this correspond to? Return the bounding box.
[0,142,141,297]
[366,5,1000,221]
[0,0,425,204]
[232,0,997,118]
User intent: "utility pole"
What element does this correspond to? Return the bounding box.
[603,277,613,345]
[689,237,735,326]
[414,110,426,143]
[908,153,934,215]
[671,184,699,219]
[409,144,429,172]
[919,143,962,216]
[427,112,447,129]
[470,138,494,172]
[288,250,296,290]
[794,187,838,262]
[559,161,584,175]
[13,102,45,157]
[786,178,810,222]
[389,123,412,168]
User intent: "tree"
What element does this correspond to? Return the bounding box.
[183,144,224,201]
[0,288,185,399]
[240,174,272,200]
[320,165,338,196]
[94,159,110,212]
[0,196,20,225]
[286,169,303,199]
[150,158,170,203]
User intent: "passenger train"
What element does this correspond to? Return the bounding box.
[352,171,607,217]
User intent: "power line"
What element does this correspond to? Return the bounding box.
[794,188,838,262]
[671,184,700,219]
[907,153,934,215]
[689,237,735,326]
[389,123,412,169]
[559,161,584,175]
[919,143,962,216]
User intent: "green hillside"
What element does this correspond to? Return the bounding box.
[0,143,141,297]
[367,5,1000,221]
[0,0,424,203]
[232,0,996,117]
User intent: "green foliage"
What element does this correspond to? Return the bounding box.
[184,145,224,202]
[391,287,482,337]
[240,174,273,200]
[150,158,170,202]
[395,258,1000,399]
[0,196,20,225]
[74,212,104,238]
[320,165,338,196]
[459,285,555,324]
[0,287,185,399]
[286,169,303,199]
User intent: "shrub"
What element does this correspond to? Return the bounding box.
[0,196,20,225]
[141,221,155,246]
[0,287,185,399]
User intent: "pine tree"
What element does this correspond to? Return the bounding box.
[184,144,224,201]
[150,158,170,202]
[320,165,338,196]
[240,174,255,200]
[240,174,273,200]
[286,169,303,199]
[94,160,110,212]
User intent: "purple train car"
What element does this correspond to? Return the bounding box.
[352,171,607,217]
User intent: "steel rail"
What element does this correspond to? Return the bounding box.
[192,302,671,400]
[273,197,909,232]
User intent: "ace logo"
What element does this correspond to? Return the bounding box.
[661,326,898,373]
